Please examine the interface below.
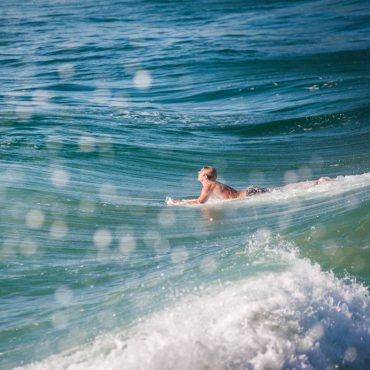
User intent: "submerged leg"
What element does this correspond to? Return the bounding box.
[316,177,333,185]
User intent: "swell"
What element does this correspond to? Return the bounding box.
[2,2,370,116]
[2,171,370,368]
[1,1,370,368]
[13,242,370,370]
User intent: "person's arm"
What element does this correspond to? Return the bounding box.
[167,183,213,205]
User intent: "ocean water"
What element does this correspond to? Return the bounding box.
[1,0,370,369]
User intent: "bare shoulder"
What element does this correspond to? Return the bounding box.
[202,181,216,193]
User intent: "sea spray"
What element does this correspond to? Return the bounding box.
[17,239,370,370]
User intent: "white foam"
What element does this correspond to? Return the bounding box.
[175,172,370,207]
[19,256,370,370]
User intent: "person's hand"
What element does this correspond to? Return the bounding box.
[166,197,176,205]
[166,197,183,205]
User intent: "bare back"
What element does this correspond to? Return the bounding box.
[208,181,241,200]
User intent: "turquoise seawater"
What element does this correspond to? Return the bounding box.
[1,0,370,369]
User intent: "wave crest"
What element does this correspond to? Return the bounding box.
[19,255,370,370]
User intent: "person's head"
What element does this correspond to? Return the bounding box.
[198,166,217,182]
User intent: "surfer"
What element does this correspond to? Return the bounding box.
[166,166,334,206]
[166,166,270,205]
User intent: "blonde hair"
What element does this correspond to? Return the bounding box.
[202,166,217,180]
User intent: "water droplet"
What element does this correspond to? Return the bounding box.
[99,183,117,203]
[93,229,112,250]
[50,220,68,239]
[78,135,96,152]
[133,70,152,90]
[171,247,189,264]
[55,286,74,306]
[26,209,45,229]
[199,256,218,274]
[158,208,176,227]
[50,167,70,188]
[19,239,38,256]
[58,63,75,79]
[79,199,96,213]
[284,170,298,185]
[344,347,357,362]
[119,235,136,255]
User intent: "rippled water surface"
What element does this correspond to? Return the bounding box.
[1,0,370,369]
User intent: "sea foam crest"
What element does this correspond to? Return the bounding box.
[18,257,370,370]
[177,172,370,208]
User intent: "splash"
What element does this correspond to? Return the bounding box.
[166,172,370,207]
[17,255,370,370]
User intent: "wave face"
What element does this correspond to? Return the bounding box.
[16,239,370,370]
[1,0,370,369]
